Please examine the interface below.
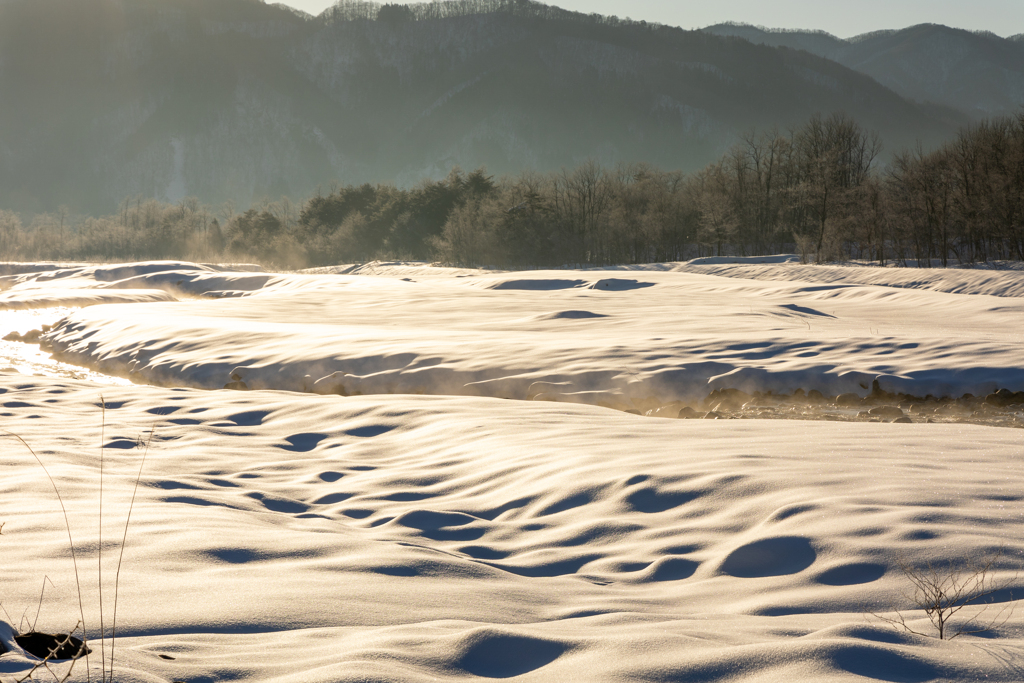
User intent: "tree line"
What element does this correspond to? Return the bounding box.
[324,0,653,27]
[1,110,1021,268]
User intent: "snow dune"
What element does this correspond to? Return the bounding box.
[1,379,1023,682]
[5,260,1020,405]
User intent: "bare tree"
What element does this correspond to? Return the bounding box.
[57,206,69,262]
[0,211,22,261]
[794,113,880,261]
[738,128,789,253]
[552,160,610,266]
[693,163,739,257]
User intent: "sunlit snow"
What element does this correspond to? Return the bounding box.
[0,259,1022,682]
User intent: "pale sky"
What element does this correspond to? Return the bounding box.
[278,0,1024,38]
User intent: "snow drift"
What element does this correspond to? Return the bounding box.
[3,260,1019,407]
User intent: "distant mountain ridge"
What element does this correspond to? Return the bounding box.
[0,0,967,214]
[701,22,1024,119]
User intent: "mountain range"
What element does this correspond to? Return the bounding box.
[701,22,1024,120]
[0,0,1015,214]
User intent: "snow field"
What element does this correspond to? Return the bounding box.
[0,259,1022,681]
[0,380,1022,681]
[4,260,1020,405]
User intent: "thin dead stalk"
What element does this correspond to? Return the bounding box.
[97,399,106,681]
[107,424,154,681]
[1,431,92,681]
[2,405,155,683]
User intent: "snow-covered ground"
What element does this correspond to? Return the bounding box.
[0,259,1022,682]
[6,259,1023,404]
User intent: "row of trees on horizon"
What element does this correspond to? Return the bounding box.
[324,0,663,26]
[0,110,1022,269]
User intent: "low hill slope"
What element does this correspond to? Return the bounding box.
[703,22,1024,118]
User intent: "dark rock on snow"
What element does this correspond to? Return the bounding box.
[15,632,91,660]
[986,389,1024,407]
[834,393,863,407]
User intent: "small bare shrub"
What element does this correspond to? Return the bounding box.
[873,548,1017,640]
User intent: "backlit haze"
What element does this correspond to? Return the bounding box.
[279,0,1024,37]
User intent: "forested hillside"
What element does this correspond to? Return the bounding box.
[4,109,1021,271]
[0,0,961,214]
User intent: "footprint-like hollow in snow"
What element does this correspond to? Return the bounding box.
[164,495,232,509]
[644,556,700,582]
[531,310,608,321]
[277,433,329,452]
[372,564,419,577]
[815,562,887,586]
[95,400,128,410]
[624,486,703,514]
[459,545,509,560]
[4,401,35,408]
[395,510,484,541]
[103,437,139,450]
[778,304,836,318]
[206,548,266,564]
[396,510,477,531]
[828,642,938,683]
[225,410,272,427]
[452,629,570,678]
[311,492,353,505]
[246,492,310,514]
[589,278,654,291]
[489,278,585,291]
[382,491,435,502]
[720,536,816,578]
[145,406,180,416]
[345,425,395,438]
[151,480,203,490]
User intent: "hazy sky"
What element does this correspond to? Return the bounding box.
[279,0,1024,37]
